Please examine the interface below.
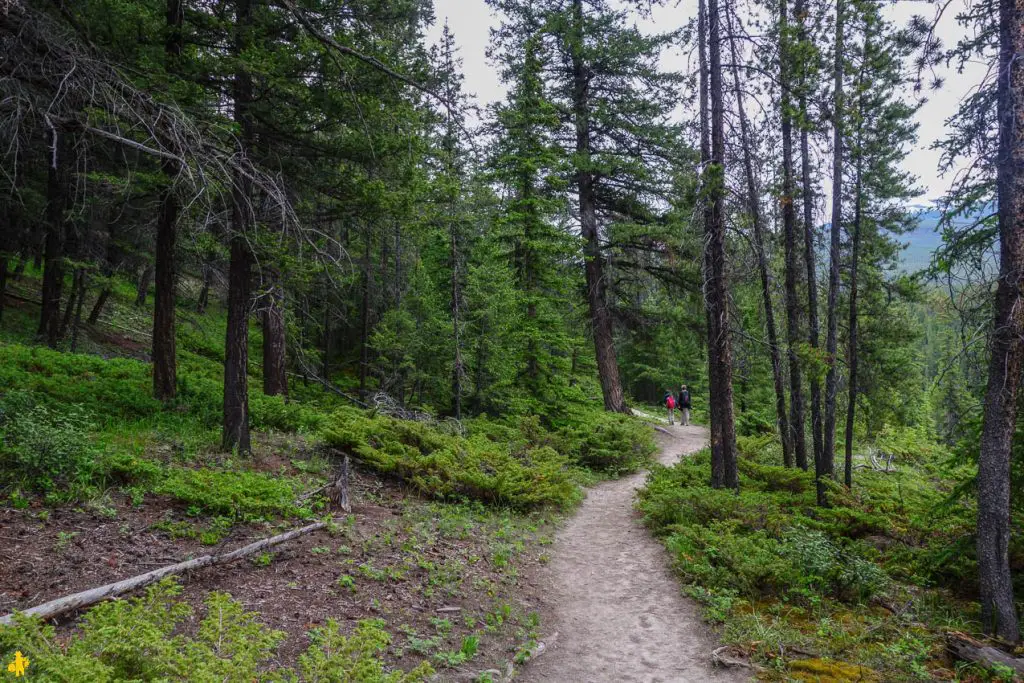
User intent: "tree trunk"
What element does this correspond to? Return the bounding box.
[153,183,178,400]
[88,221,118,326]
[87,288,111,326]
[223,236,252,453]
[359,228,372,401]
[728,14,792,467]
[571,0,628,414]
[450,218,464,419]
[69,269,87,352]
[780,0,808,470]
[699,0,724,475]
[706,0,738,488]
[822,0,845,505]
[135,264,153,307]
[39,130,67,348]
[262,273,288,398]
[223,0,254,454]
[0,255,7,325]
[321,298,333,381]
[0,175,17,324]
[795,0,824,472]
[844,166,861,489]
[152,0,183,402]
[976,0,1023,642]
[473,318,489,413]
[12,252,26,280]
[197,264,211,313]
[60,267,82,340]
[800,119,825,469]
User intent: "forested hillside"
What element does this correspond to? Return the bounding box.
[0,0,1022,680]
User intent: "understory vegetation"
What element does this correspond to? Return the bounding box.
[3,0,1024,677]
[639,433,1015,681]
[0,269,655,681]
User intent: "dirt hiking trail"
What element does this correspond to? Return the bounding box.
[519,424,749,683]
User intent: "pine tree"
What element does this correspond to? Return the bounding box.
[821,0,846,503]
[975,0,1023,641]
[842,0,919,488]
[151,0,182,402]
[429,23,473,419]
[778,0,807,470]
[222,0,256,454]
[489,30,575,402]
[489,0,681,414]
[705,0,739,488]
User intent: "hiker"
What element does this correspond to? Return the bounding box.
[664,390,676,425]
[677,385,691,426]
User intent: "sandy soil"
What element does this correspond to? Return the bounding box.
[518,424,750,683]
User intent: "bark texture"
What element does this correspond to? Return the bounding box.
[222,0,254,453]
[39,130,68,348]
[728,18,791,467]
[844,173,861,489]
[262,272,289,397]
[976,0,1023,642]
[794,0,823,472]
[706,0,738,489]
[152,0,183,402]
[780,0,808,470]
[698,0,724,478]
[571,0,628,414]
[821,0,844,505]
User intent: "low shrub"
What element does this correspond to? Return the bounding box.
[638,431,979,682]
[0,345,161,423]
[638,450,890,606]
[155,467,309,520]
[559,411,656,476]
[0,579,433,681]
[321,409,580,510]
[0,392,99,491]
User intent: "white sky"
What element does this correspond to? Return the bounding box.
[427,0,988,204]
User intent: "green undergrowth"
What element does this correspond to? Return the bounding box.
[638,433,1003,681]
[0,579,434,682]
[0,342,654,515]
[321,409,655,510]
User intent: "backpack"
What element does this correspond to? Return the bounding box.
[679,390,690,407]
[666,395,676,409]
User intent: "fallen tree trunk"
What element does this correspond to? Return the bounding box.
[946,631,1024,676]
[0,521,326,626]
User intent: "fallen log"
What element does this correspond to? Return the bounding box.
[0,521,326,626]
[946,631,1024,676]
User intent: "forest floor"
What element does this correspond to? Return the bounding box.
[520,424,748,683]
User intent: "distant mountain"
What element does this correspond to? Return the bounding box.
[886,204,989,274]
[891,207,945,273]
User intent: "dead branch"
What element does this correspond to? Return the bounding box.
[711,645,763,671]
[0,521,326,626]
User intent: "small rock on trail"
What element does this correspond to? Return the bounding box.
[519,424,750,683]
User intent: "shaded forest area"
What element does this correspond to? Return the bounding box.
[0,0,1023,680]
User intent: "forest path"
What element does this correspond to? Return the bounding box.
[518,424,748,683]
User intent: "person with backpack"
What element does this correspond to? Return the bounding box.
[677,385,691,426]
[664,390,676,425]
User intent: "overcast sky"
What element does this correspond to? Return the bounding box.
[426,0,988,205]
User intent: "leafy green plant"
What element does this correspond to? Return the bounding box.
[155,467,306,520]
[0,580,432,681]
[320,409,580,510]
